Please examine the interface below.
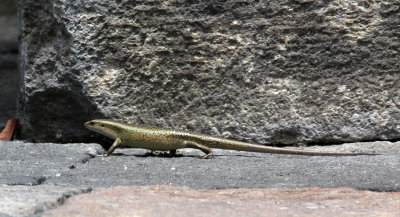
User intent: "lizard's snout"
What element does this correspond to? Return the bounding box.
[84,121,95,128]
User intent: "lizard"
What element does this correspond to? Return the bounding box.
[84,119,378,158]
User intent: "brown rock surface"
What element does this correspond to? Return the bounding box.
[44,185,400,217]
[0,118,19,140]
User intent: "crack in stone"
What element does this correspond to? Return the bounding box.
[80,153,96,164]
[31,176,46,186]
[5,176,47,186]
[32,187,93,216]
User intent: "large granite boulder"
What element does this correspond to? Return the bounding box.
[17,0,400,144]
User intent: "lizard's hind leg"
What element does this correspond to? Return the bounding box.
[183,140,213,159]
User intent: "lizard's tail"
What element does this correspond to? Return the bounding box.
[194,134,378,156]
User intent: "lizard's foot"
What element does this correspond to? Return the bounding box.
[151,150,162,155]
[196,153,213,159]
[296,143,306,148]
[96,154,109,157]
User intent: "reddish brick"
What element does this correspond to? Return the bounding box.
[44,186,400,217]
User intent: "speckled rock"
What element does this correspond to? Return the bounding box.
[17,0,400,144]
[1,140,400,192]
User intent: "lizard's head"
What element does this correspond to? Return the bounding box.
[84,119,121,139]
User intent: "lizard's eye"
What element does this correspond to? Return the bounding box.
[101,124,104,127]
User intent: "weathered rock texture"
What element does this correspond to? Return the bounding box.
[17,0,400,143]
[2,140,399,191]
[43,186,400,217]
[1,141,400,216]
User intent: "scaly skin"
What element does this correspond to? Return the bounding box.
[84,119,378,158]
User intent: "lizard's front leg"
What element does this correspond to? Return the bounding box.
[97,138,121,157]
[183,140,213,159]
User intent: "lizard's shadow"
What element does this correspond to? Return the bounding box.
[108,152,260,158]
[134,153,187,158]
[107,152,188,158]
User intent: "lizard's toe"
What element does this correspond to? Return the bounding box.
[96,154,108,157]
[196,153,213,159]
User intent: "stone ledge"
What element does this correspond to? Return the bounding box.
[1,140,399,216]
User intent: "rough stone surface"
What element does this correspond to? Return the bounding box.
[1,141,400,191]
[0,141,100,187]
[0,185,90,217]
[0,141,102,186]
[43,186,400,217]
[1,141,400,216]
[17,0,400,144]
[0,0,18,128]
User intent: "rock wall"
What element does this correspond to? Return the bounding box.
[17,0,400,144]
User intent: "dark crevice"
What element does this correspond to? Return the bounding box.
[6,176,47,186]
[358,187,400,193]
[80,153,97,164]
[32,187,92,216]
[264,133,400,147]
[54,187,92,205]
[32,176,46,186]
[21,87,108,143]
[305,137,400,147]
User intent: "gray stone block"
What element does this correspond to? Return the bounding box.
[17,0,400,144]
[0,141,103,186]
[1,140,400,192]
[0,140,399,216]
